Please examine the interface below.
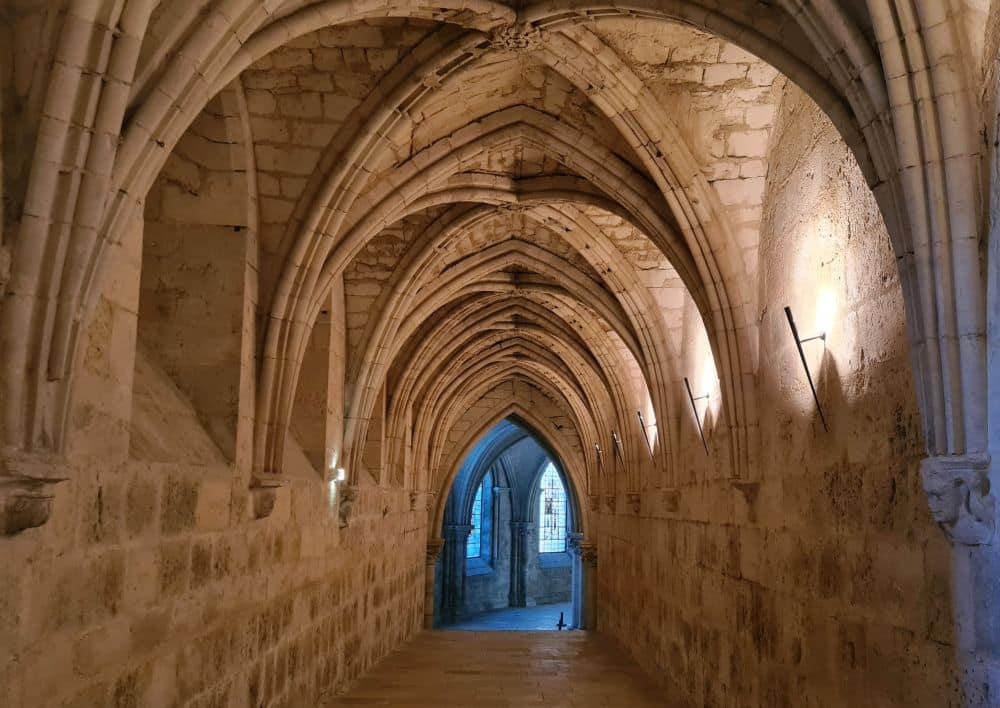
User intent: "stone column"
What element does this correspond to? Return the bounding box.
[568,532,584,629]
[508,521,534,607]
[569,536,598,630]
[491,485,508,560]
[921,454,1000,702]
[423,539,444,629]
[441,524,472,621]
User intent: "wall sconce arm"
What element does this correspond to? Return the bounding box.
[784,305,829,432]
[683,377,711,455]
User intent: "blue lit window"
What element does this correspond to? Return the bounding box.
[538,464,567,553]
[466,484,483,558]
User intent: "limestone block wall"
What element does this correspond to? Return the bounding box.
[596,82,957,707]
[139,94,252,462]
[0,214,427,708]
[0,458,425,708]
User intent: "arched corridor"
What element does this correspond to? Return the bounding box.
[2,2,1000,707]
[432,417,586,629]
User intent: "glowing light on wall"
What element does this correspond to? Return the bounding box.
[642,394,658,451]
[698,357,718,402]
[327,466,347,511]
[784,306,829,431]
[692,317,719,421]
[782,205,846,425]
[815,287,837,339]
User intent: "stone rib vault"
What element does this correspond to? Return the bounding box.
[1,1,1000,706]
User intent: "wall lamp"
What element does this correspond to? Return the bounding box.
[611,431,624,459]
[594,443,605,475]
[783,305,829,432]
[683,377,710,455]
[636,411,654,456]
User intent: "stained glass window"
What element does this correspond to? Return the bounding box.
[538,464,567,553]
[466,483,483,558]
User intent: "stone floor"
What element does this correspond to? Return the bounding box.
[443,602,573,630]
[325,630,669,707]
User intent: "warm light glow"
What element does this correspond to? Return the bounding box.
[642,397,658,451]
[327,479,338,511]
[698,357,717,403]
[815,288,837,338]
[693,317,718,421]
[328,467,347,513]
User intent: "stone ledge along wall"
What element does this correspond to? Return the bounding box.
[0,350,426,708]
[0,395,426,708]
[595,81,958,707]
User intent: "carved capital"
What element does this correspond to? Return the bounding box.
[0,455,68,534]
[444,523,473,540]
[489,23,543,52]
[587,494,600,512]
[921,455,995,545]
[426,539,445,564]
[338,484,359,529]
[1,486,55,534]
[249,476,284,520]
[568,533,597,566]
[604,494,616,513]
[627,492,641,515]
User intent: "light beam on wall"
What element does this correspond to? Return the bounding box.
[327,466,347,510]
[815,287,837,338]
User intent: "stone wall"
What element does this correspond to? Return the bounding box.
[595,81,958,707]
[0,119,427,708]
[0,7,991,708]
[460,503,572,615]
[530,557,572,607]
[0,457,425,707]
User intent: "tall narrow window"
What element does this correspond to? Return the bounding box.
[538,464,567,553]
[466,483,483,558]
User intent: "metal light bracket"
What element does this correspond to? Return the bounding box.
[784,305,829,432]
[636,411,654,456]
[611,431,624,459]
[683,377,710,455]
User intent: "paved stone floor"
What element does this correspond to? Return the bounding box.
[325,630,669,707]
[443,602,573,630]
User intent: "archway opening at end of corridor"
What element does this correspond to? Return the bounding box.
[432,416,592,631]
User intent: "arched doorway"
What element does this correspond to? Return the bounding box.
[432,417,591,630]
